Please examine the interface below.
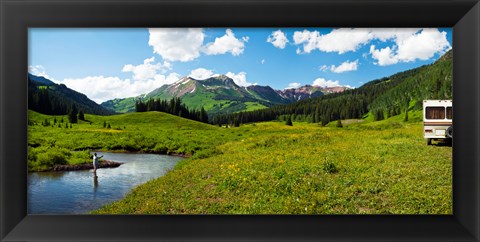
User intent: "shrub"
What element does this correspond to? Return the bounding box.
[29,147,71,171]
[69,150,91,165]
[323,158,338,174]
[336,120,343,128]
[153,143,168,154]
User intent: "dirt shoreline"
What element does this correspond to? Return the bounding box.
[35,152,186,172]
[50,160,123,172]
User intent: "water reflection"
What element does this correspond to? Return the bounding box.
[28,152,183,214]
[93,174,99,194]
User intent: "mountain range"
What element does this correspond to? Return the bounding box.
[101,75,349,115]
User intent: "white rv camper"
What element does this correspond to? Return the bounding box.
[423,100,452,145]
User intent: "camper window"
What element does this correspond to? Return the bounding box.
[446,107,453,119]
[426,107,445,119]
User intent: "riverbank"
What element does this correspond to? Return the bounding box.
[28,153,183,214]
[49,160,122,172]
[28,111,219,172]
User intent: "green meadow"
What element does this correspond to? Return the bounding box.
[28,110,452,214]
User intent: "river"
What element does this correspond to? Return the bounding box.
[28,152,184,214]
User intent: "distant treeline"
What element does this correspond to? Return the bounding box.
[211,84,377,126]
[211,53,452,126]
[135,97,209,123]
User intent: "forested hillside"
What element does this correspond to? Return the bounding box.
[28,74,114,116]
[135,97,209,123]
[212,50,452,126]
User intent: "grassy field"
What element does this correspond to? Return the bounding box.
[28,110,224,171]
[28,110,452,214]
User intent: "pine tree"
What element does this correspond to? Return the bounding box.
[200,107,208,123]
[68,104,78,123]
[314,107,320,123]
[78,110,85,121]
[286,115,293,126]
[233,117,240,127]
[107,123,111,129]
[404,99,409,122]
[374,110,384,121]
[103,121,106,128]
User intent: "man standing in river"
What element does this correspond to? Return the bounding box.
[93,153,103,176]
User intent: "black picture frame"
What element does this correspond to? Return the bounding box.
[1,0,479,241]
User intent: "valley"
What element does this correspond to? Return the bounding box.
[28,110,452,214]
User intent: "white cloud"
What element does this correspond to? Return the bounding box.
[330,60,359,73]
[202,29,248,56]
[293,30,322,54]
[369,29,451,66]
[34,65,182,103]
[225,71,256,87]
[293,28,402,54]
[57,72,181,104]
[285,82,301,89]
[148,28,249,61]
[319,60,359,73]
[188,68,215,80]
[29,65,52,79]
[122,57,172,81]
[369,45,398,66]
[267,30,289,49]
[261,59,266,64]
[312,78,341,88]
[316,28,373,54]
[292,28,450,64]
[148,28,205,62]
[293,28,375,54]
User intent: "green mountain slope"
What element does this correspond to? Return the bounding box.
[145,75,288,116]
[368,51,452,117]
[101,97,141,113]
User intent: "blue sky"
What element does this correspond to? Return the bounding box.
[29,28,452,103]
